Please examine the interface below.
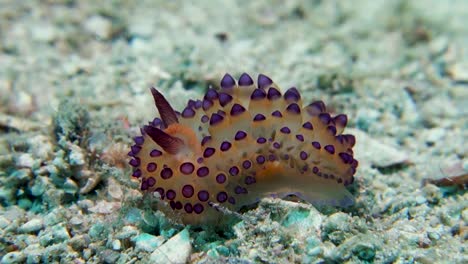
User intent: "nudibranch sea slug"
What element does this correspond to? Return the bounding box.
[128,73,358,225]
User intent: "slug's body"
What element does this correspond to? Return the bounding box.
[128,73,357,225]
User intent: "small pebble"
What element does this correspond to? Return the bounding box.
[19,218,44,233]
[132,233,164,253]
[150,229,192,263]
[1,251,25,264]
[112,239,121,251]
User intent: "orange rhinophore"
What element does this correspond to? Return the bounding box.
[128,73,358,225]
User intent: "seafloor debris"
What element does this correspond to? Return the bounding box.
[423,162,468,190]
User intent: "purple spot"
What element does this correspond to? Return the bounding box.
[251,89,266,100]
[268,154,277,161]
[324,145,335,154]
[312,167,319,174]
[238,73,254,86]
[217,192,228,203]
[300,151,308,160]
[180,162,194,174]
[147,162,157,172]
[216,173,226,184]
[182,184,194,198]
[257,74,273,89]
[296,134,304,142]
[130,145,141,155]
[184,203,193,213]
[203,147,215,158]
[307,101,326,116]
[235,130,247,140]
[286,103,301,114]
[197,190,209,202]
[218,92,233,107]
[134,136,144,145]
[338,152,353,164]
[280,127,291,134]
[334,114,348,127]
[182,107,195,118]
[210,113,224,125]
[242,160,252,169]
[343,134,356,146]
[175,201,183,210]
[152,118,163,128]
[235,186,247,194]
[253,113,266,121]
[187,99,196,108]
[312,141,321,149]
[193,203,204,214]
[220,141,232,151]
[201,136,211,146]
[194,100,203,109]
[327,126,337,136]
[228,197,236,204]
[221,73,236,89]
[132,169,142,178]
[129,158,140,167]
[230,103,246,116]
[201,115,209,123]
[160,168,173,179]
[147,177,156,187]
[284,87,300,102]
[150,149,162,157]
[273,142,281,149]
[337,178,343,183]
[271,110,283,118]
[302,122,313,130]
[197,157,203,164]
[245,176,256,185]
[256,155,266,164]
[204,89,219,100]
[202,99,213,111]
[166,189,176,200]
[141,181,148,191]
[267,87,282,100]
[319,113,331,124]
[257,137,266,144]
[229,166,239,176]
[197,166,209,177]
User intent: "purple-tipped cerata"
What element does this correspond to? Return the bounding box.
[129,73,357,226]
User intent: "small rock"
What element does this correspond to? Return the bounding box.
[30,176,48,197]
[16,153,35,168]
[39,224,70,246]
[112,239,121,251]
[115,225,138,240]
[350,129,410,168]
[68,145,85,166]
[31,23,57,43]
[100,249,120,264]
[150,229,192,263]
[132,233,164,253]
[1,251,26,264]
[63,178,79,194]
[84,15,113,40]
[447,61,468,82]
[0,216,10,229]
[19,218,44,233]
